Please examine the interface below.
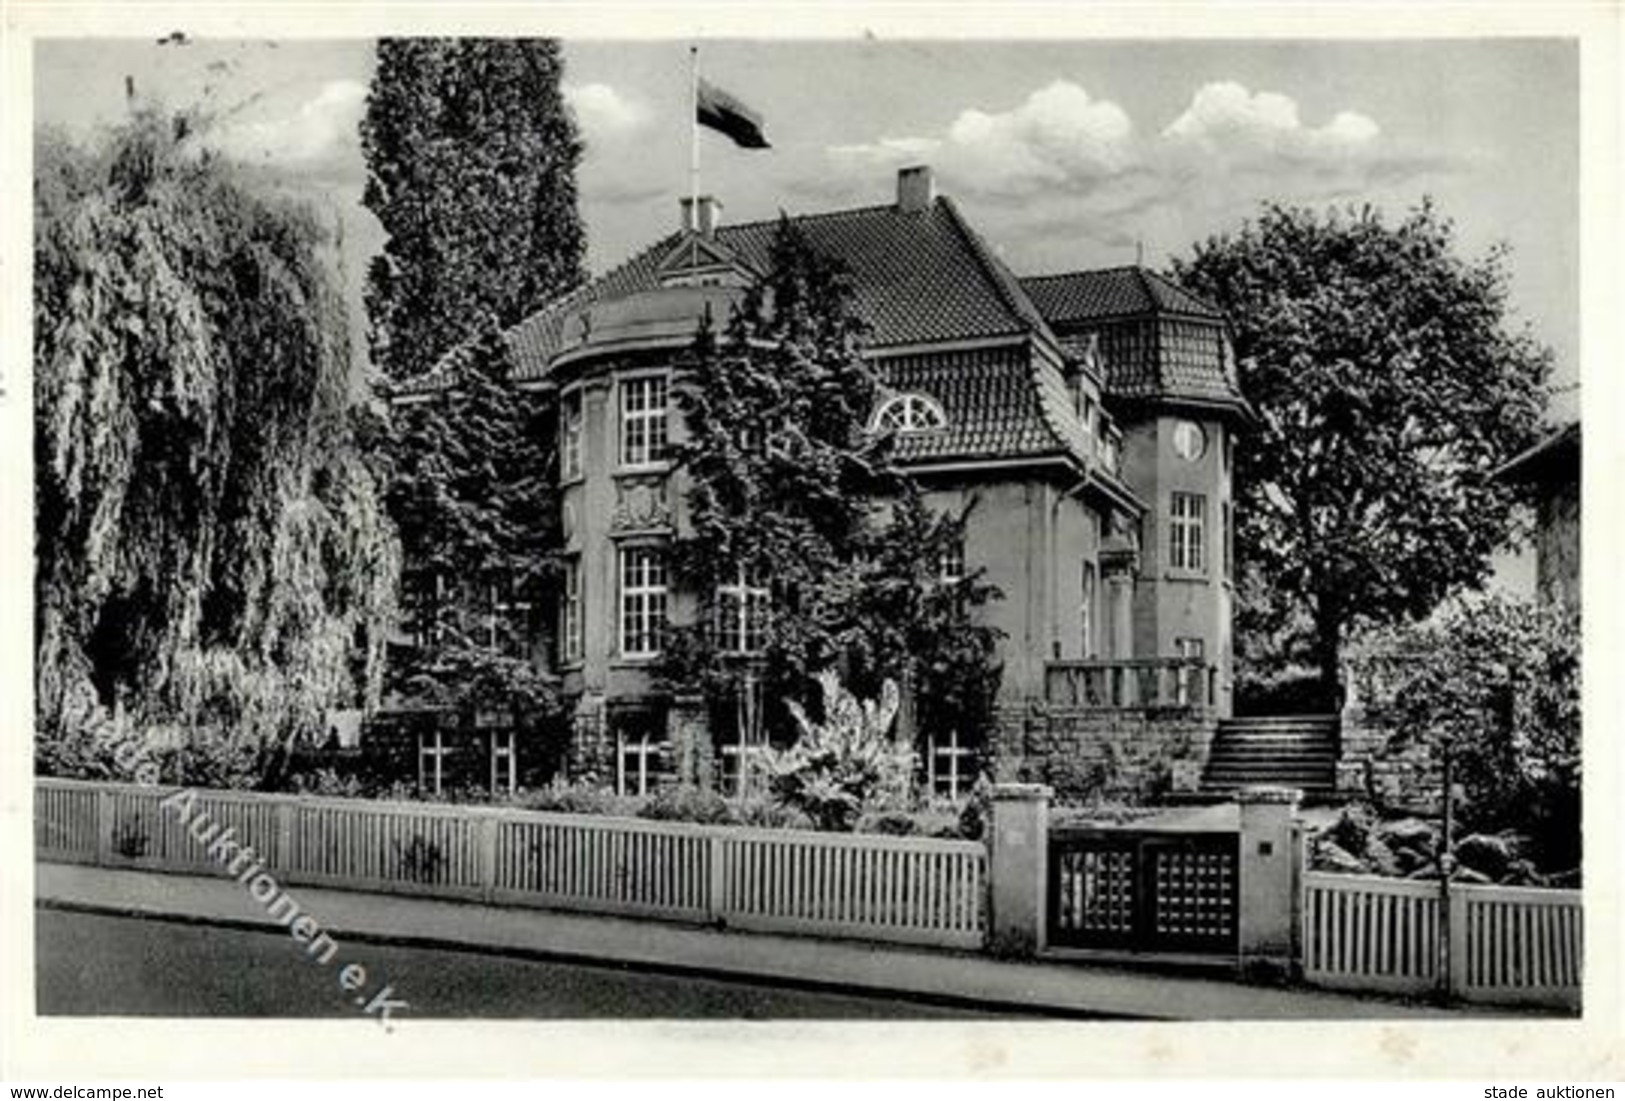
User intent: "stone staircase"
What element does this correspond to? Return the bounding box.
[1199,714,1340,798]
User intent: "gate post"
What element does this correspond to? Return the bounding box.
[1237,785,1302,979]
[988,783,1051,958]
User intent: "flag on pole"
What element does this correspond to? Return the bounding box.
[696,77,770,149]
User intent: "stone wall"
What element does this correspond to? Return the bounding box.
[993,703,1217,803]
[1336,699,1443,813]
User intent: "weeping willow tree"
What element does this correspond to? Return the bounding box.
[34,111,400,788]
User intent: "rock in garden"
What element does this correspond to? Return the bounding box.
[1454,833,1512,879]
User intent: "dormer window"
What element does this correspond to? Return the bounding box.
[870,392,948,434]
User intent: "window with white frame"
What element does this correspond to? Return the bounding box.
[616,731,672,796]
[1170,492,1206,572]
[560,390,583,481]
[619,545,668,657]
[938,536,966,585]
[715,568,769,655]
[870,392,948,433]
[559,557,583,665]
[927,730,976,801]
[484,576,534,660]
[619,375,669,467]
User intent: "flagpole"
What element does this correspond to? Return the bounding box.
[689,44,700,264]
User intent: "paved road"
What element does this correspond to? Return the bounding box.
[37,908,1025,1020]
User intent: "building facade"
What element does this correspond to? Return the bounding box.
[395,166,1250,796]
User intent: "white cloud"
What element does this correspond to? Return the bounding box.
[564,82,646,136]
[214,80,367,169]
[1161,81,1382,167]
[832,80,1135,198]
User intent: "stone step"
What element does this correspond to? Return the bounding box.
[1220,714,1340,725]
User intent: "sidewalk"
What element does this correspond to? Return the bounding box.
[34,861,1499,1020]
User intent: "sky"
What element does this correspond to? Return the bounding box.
[33,36,1578,419]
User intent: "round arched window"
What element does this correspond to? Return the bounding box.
[870,392,948,433]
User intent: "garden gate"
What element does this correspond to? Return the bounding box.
[1047,826,1239,955]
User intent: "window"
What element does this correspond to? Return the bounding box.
[938,537,967,585]
[620,375,669,467]
[560,391,583,481]
[715,568,770,655]
[1222,501,1234,582]
[488,729,517,796]
[484,577,534,659]
[613,705,671,795]
[616,732,669,796]
[926,730,976,801]
[559,557,583,665]
[1170,492,1206,572]
[870,392,948,433]
[406,570,446,650]
[619,545,668,657]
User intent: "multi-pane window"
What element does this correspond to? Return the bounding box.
[926,730,976,801]
[715,568,770,655]
[619,545,668,657]
[938,537,966,585]
[560,391,583,481]
[483,577,535,660]
[620,376,669,467]
[559,557,583,665]
[406,570,446,650]
[1170,492,1206,572]
[871,392,947,433]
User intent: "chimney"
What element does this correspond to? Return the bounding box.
[680,195,722,238]
[897,165,934,214]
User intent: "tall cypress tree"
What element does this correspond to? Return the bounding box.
[361,38,585,381]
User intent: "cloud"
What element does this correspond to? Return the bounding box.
[831,81,1135,199]
[214,80,367,173]
[822,77,1468,262]
[1161,81,1382,169]
[564,82,647,136]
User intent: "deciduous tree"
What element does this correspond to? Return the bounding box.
[34,112,399,788]
[1172,201,1550,702]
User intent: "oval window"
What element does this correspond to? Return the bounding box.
[1172,419,1207,462]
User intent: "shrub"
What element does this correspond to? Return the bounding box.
[766,671,913,832]
[639,785,734,825]
[859,811,919,836]
[518,779,643,818]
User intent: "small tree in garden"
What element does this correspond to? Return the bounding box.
[767,671,912,831]
[1352,593,1580,870]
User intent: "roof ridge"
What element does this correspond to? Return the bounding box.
[715,201,899,237]
[1021,264,1143,282]
[934,195,1051,341]
[933,196,1092,466]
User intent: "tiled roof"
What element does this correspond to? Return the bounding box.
[1029,267,1246,413]
[880,346,1068,463]
[505,197,1042,382]
[1021,266,1224,324]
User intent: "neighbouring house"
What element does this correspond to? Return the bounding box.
[383,166,1251,798]
[1491,421,1580,614]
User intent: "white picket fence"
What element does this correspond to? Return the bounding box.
[34,778,986,949]
[1302,871,1581,1009]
